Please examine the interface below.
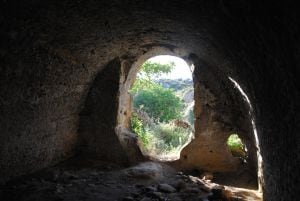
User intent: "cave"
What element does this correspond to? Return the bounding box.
[0,1,299,201]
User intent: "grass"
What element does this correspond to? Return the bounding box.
[130,113,193,160]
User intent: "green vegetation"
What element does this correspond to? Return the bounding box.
[130,113,192,156]
[133,85,183,122]
[129,59,194,159]
[130,61,175,94]
[130,113,150,148]
[227,134,247,158]
[130,60,183,123]
[139,60,175,80]
[151,122,191,151]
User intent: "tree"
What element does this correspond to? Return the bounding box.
[130,61,175,94]
[139,60,175,80]
[133,84,183,122]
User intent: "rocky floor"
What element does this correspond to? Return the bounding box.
[0,158,262,201]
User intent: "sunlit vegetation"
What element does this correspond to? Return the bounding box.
[129,59,194,160]
[130,113,192,157]
[133,85,183,122]
[227,134,247,159]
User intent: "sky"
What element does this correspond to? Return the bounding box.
[148,55,193,80]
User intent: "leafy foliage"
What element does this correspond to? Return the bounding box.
[139,60,175,80]
[227,134,247,158]
[151,122,191,151]
[130,112,192,157]
[129,78,155,95]
[130,113,150,148]
[130,61,175,94]
[133,85,183,122]
[129,59,194,160]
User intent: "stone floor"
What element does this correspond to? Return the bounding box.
[0,158,262,201]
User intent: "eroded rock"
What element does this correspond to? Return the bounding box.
[157,183,177,193]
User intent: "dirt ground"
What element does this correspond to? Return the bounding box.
[0,157,262,201]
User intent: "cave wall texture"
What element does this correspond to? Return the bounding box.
[77,58,130,165]
[0,1,299,200]
[115,48,255,174]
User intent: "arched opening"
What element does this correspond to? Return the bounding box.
[1,1,300,200]
[228,77,264,192]
[129,55,195,161]
[75,50,262,197]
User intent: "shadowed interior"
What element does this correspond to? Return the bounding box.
[0,1,299,201]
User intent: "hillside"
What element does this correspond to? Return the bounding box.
[155,78,193,91]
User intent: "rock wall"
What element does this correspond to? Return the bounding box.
[170,57,256,174]
[77,58,129,165]
[0,1,299,200]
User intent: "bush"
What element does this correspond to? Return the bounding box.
[130,113,150,148]
[144,122,192,155]
[133,85,183,122]
[227,134,247,158]
[152,122,191,150]
[130,112,192,157]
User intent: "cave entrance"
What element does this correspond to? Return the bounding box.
[129,55,194,161]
